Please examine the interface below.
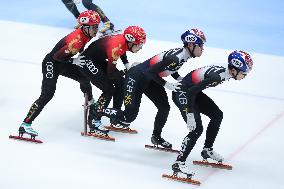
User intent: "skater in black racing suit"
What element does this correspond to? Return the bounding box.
[171,50,253,177]
[97,29,207,148]
[18,11,101,137]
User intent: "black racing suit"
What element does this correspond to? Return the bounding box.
[23,28,93,124]
[76,34,129,121]
[121,47,192,137]
[172,65,232,162]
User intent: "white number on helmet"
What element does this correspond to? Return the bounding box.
[125,34,135,42]
[231,58,243,68]
[79,17,90,24]
[185,34,197,43]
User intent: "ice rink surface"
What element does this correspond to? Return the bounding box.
[0,21,283,189]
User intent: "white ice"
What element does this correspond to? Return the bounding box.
[0,21,283,189]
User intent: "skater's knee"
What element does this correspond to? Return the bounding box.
[211,109,223,124]
[80,81,92,93]
[164,103,171,112]
[217,109,223,120]
[213,108,223,118]
[40,87,55,103]
[158,103,170,113]
[79,78,90,86]
[192,124,203,138]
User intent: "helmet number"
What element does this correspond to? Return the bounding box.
[125,34,135,42]
[231,58,243,68]
[79,17,90,24]
[185,35,197,43]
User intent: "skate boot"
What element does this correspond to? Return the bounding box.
[151,134,172,149]
[111,121,130,129]
[172,161,195,178]
[99,21,114,33]
[89,120,109,136]
[88,101,101,117]
[106,119,137,134]
[19,122,38,137]
[201,147,224,163]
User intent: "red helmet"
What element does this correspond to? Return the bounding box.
[124,26,146,45]
[77,10,101,26]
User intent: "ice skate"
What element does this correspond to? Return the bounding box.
[81,95,115,141]
[193,147,232,170]
[89,120,109,136]
[172,161,195,178]
[105,120,137,134]
[98,22,122,39]
[151,134,172,149]
[9,122,42,143]
[201,147,224,162]
[162,161,200,185]
[82,120,115,141]
[145,134,179,153]
[87,103,109,136]
[19,122,38,137]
